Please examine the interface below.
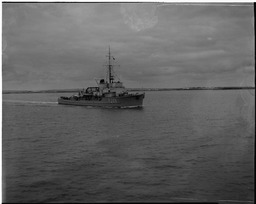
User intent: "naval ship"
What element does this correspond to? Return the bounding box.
[58,47,145,108]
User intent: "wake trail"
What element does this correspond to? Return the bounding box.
[2,100,58,105]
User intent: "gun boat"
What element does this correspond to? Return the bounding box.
[58,48,145,108]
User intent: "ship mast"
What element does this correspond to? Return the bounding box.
[108,46,112,84]
[106,46,118,84]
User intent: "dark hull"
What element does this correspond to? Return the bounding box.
[58,93,145,108]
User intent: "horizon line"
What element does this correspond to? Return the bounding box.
[2,86,255,93]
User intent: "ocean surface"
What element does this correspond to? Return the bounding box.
[2,90,255,203]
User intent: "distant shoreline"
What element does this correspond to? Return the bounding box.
[2,87,255,94]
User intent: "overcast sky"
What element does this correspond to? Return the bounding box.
[2,3,255,90]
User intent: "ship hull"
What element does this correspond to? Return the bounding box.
[58,93,145,108]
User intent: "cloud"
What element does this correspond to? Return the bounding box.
[2,3,254,90]
[120,3,158,32]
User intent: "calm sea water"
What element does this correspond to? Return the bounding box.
[2,90,255,203]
